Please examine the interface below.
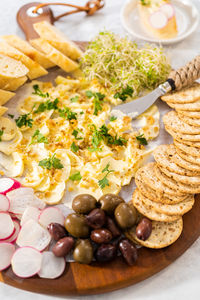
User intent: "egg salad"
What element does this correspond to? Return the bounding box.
[0,76,160,206]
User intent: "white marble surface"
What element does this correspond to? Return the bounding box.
[0,0,200,299]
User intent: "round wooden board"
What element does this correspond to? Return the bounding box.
[1,194,200,296]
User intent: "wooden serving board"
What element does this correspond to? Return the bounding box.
[1,195,200,296]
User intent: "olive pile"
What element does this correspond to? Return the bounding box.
[48,194,152,266]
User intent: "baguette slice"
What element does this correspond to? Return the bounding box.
[2,35,55,69]
[0,89,15,105]
[33,21,83,60]
[0,54,28,79]
[0,41,48,80]
[0,76,27,91]
[0,106,8,116]
[30,38,79,73]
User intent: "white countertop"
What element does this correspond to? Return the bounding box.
[0,0,200,299]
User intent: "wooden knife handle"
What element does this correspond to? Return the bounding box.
[17,2,54,40]
[168,55,200,91]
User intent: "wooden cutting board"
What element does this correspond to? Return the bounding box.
[1,194,200,296]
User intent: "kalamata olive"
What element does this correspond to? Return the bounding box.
[52,237,75,257]
[86,208,106,229]
[73,239,93,264]
[114,203,137,229]
[106,217,121,238]
[95,243,117,262]
[47,223,67,241]
[136,218,152,241]
[119,239,138,266]
[72,194,97,214]
[90,228,112,244]
[64,213,89,238]
[99,194,125,214]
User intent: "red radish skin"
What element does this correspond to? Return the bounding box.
[0,194,10,211]
[149,11,168,29]
[0,178,21,195]
[160,4,174,20]
[38,207,65,229]
[11,246,42,278]
[38,251,66,279]
[4,219,20,244]
[0,212,15,240]
[0,242,15,271]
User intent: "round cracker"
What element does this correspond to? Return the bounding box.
[178,110,200,119]
[167,99,200,111]
[163,111,200,135]
[161,83,200,104]
[125,218,183,249]
[155,164,200,194]
[153,144,198,176]
[132,189,180,222]
[174,140,200,158]
[165,125,200,142]
[172,136,200,148]
[177,113,200,127]
[135,168,187,204]
[175,147,200,166]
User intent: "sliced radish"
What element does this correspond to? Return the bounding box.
[150,11,168,29]
[11,246,42,278]
[0,212,15,240]
[4,219,20,243]
[21,206,40,226]
[0,194,10,211]
[0,178,21,195]
[7,187,45,215]
[38,251,66,279]
[38,207,65,229]
[160,3,174,20]
[16,219,51,251]
[0,242,15,271]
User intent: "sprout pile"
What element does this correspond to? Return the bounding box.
[80,31,171,100]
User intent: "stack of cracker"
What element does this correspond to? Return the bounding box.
[127,83,200,249]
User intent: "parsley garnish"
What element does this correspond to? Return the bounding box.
[15,113,33,128]
[70,95,79,102]
[110,116,117,122]
[98,163,114,189]
[34,98,59,114]
[136,134,148,145]
[140,0,150,5]
[80,111,84,115]
[39,154,64,170]
[71,142,79,153]
[88,125,103,152]
[69,172,82,181]
[86,91,105,115]
[32,84,49,98]
[0,130,4,141]
[72,129,83,140]
[30,129,48,145]
[8,114,14,119]
[114,85,133,102]
[59,107,77,120]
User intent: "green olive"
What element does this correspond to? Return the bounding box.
[99,194,125,214]
[114,203,137,229]
[64,213,89,238]
[73,239,93,264]
[72,194,97,214]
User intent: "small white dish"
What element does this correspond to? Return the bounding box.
[121,0,199,45]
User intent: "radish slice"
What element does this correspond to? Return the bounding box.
[150,11,168,29]
[11,246,42,278]
[38,207,65,229]
[38,251,66,279]
[0,178,21,195]
[0,242,15,271]
[4,219,20,243]
[16,219,51,251]
[160,4,174,19]
[21,206,40,227]
[7,187,45,215]
[0,194,10,211]
[0,212,15,240]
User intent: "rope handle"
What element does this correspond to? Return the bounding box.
[168,55,200,91]
[33,1,105,21]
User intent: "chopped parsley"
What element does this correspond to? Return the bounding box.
[30,129,48,145]
[0,130,4,141]
[98,163,114,189]
[32,84,49,98]
[86,90,105,115]
[70,95,79,102]
[110,116,117,122]
[80,111,84,115]
[71,142,79,153]
[8,114,14,119]
[15,113,33,128]
[39,154,64,170]
[140,0,150,5]
[72,129,83,140]
[59,107,77,120]
[69,171,82,181]
[114,85,133,102]
[34,98,59,114]
[88,125,103,152]
[136,134,148,145]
